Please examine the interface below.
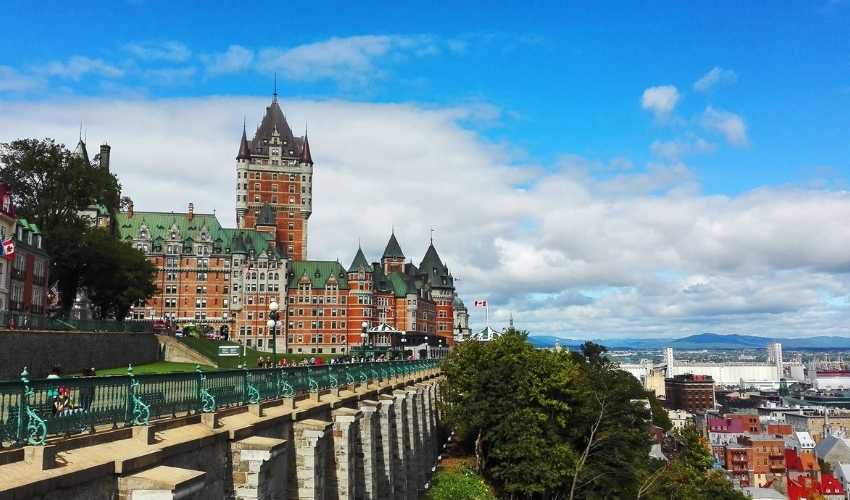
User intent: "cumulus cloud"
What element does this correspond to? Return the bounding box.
[1,97,847,339]
[255,35,439,84]
[39,56,124,81]
[701,106,748,146]
[650,137,715,160]
[640,85,680,118]
[202,45,254,76]
[694,67,738,92]
[0,66,44,92]
[124,41,191,62]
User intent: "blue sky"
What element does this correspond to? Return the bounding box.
[4,1,849,192]
[3,1,850,338]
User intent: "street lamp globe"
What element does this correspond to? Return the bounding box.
[269,301,279,312]
[361,321,368,329]
[266,319,276,329]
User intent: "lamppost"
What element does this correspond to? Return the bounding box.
[360,321,369,361]
[400,332,407,360]
[266,301,280,366]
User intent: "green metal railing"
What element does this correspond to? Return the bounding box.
[0,360,438,448]
[0,311,157,333]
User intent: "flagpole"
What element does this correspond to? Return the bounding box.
[485,304,489,328]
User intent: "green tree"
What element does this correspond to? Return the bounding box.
[0,138,129,315]
[78,229,156,320]
[442,330,656,499]
[638,426,745,500]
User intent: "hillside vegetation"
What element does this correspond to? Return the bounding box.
[441,330,745,499]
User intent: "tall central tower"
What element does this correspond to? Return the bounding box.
[236,93,314,260]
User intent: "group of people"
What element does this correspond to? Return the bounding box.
[45,366,96,417]
[255,354,418,369]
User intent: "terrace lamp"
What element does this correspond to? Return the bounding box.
[361,321,369,360]
[267,301,279,365]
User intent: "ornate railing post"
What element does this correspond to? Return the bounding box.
[19,367,46,446]
[127,364,150,426]
[307,366,318,394]
[328,365,339,395]
[196,365,215,413]
[344,364,355,390]
[244,366,260,405]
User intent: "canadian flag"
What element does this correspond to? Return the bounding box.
[1,239,13,261]
[473,299,488,308]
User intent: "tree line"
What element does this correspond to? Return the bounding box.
[0,138,155,320]
[440,330,746,499]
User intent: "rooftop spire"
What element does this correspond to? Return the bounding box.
[300,125,313,164]
[382,231,405,259]
[237,118,251,160]
[273,73,278,102]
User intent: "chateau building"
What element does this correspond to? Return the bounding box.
[120,94,458,354]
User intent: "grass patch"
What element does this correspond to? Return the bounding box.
[177,336,343,369]
[97,361,214,376]
[427,463,495,500]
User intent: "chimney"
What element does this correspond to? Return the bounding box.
[188,202,194,221]
[127,200,134,219]
[99,144,111,171]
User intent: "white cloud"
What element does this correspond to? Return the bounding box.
[39,56,124,81]
[650,137,715,160]
[701,106,748,146]
[143,67,196,86]
[0,66,44,92]
[1,97,848,339]
[640,85,680,118]
[694,67,738,92]
[124,41,191,62]
[255,35,439,84]
[202,45,254,76]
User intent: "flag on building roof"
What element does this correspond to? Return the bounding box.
[473,299,488,308]
[1,239,13,261]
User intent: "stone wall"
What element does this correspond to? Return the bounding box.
[0,330,160,379]
[0,371,444,500]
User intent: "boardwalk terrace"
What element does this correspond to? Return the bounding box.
[0,361,442,499]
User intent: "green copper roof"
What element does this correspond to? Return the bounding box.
[116,211,278,257]
[386,272,413,297]
[382,232,404,259]
[288,260,349,289]
[348,247,370,272]
[16,218,41,234]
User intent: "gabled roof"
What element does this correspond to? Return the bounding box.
[382,232,404,259]
[471,326,500,342]
[348,247,370,272]
[287,260,349,290]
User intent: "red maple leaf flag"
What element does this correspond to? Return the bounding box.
[1,239,13,261]
[473,299,488,308]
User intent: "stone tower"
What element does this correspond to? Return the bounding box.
[236,92,313,260]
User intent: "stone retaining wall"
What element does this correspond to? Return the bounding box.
[0,330,160,379]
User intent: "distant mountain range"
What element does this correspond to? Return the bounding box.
[527,332,850,350]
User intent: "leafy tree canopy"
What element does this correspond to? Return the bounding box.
[441,332,745,499]
[0,138,154,319]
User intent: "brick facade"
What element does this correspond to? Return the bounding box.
[119,94,457,353]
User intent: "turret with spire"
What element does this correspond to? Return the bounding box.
[382,231,405,274]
